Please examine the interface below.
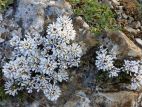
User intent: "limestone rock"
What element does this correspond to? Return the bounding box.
[124,26,138,34]
[136,38,142,46]
[107,31,142,58]
[73,16,97,47]
[15,0,72,33]
[64,91,91,107]
[111,0,120,5]
[92,91,139,107]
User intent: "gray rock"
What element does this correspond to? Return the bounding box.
[15,0,46,32]
[124,26,138,34]
[92,91,139,107]
[136,21,141,29]
[136,38,142,46]
[15,0,72,33]
[1,0,142,107]
[122,13,128,19]
[64,91,91,107]
[111,0,120,5]
[0,13,3,21]
[107,31,142,58]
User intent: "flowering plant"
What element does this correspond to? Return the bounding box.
[95,45,142,90]
[2,16,82,101]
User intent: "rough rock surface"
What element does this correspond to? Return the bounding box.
[1,0,142,107]
[107,31,142,58]
[92,91,139,107]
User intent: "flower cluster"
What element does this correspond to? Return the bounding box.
[95,45,142,90]
[123,60,142,90]
[95,46,120,77]
[2,16,82,101]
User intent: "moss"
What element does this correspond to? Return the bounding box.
[0,0,13,12]
[68,0,119,35]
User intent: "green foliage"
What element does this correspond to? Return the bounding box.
[0,85,8,100]
[0,0,13,12]
[68,0,119,35]
[0,68,8,100]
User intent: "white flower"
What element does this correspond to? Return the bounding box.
[95,46,115,71]
[124,60,139,74]
[17,68,31,80]
[9,35,20,46]
[56,16,76,40]
[2,15,82,101]
[3,61,17,79]
[19,36,37,56]
[32,75,50,90]
[39,57,58,75]
[56,15,72,26]
[5,80,21,96]
[53,69,69,82]
[14,56,28,68]
[33,34,44,45]
[70,43,82,58]
[109,67,121,77]
[43,84,61,101]
[131,81,138,90]
[22,79,35,93]
[47,23,59,35]
[27,52,40,71]
[41,45,56,57]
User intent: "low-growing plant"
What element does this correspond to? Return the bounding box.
[2,15,83,101]
[95,45,142,90]
[68,0,119,35]
[0,0,13,12]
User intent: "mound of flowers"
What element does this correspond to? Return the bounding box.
[2,16,82,101]
[95,45,142,90]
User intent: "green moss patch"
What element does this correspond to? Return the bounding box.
[68,0,119,35]
[0,0,13,12]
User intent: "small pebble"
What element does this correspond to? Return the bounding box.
[135,38,142,46]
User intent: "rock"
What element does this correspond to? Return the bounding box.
[131,21,141,29]
[15,0,72,32]
[127,16,134,24]
[107,31,142,58]
[139,0,142,4]
[15,0,46,32]
[1,0,142,107]
[100,0,113,8]
[124,26,138,34]
[111,0,120,5]
[122,13,128,19]
[0,13,3,21]
[74,16,89,29]
[92,91,139,107]
[73,16,97,47]
[4,7,14,18]
[136,38,142,46]
[64,91,91,107]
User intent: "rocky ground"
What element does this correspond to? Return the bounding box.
[1,0,142,107]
